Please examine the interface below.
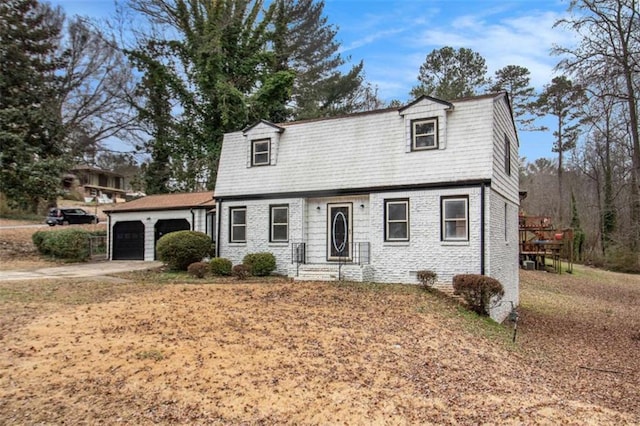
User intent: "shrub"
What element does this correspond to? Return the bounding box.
[452,274,504,316]
[210,257,232,276]
[417,270,437,290]
[243,252,276,276]
[604,245,640,273]
[32,228,91,261]
[232,264,249,280]
[187,261,209,278]
[156,230,213,271]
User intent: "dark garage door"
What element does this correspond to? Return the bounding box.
[112,221,145,260]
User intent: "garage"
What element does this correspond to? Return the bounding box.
[112,221,145,260]
[104,192,216,262]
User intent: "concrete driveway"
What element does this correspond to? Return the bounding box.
[0,261,164,282]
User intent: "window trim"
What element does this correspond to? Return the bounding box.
[229,206,247,243]
[504,134,511,176]
[411,117,439,151]
[384,198,410,242]
[441,196,469,242]
[269,204,289,243]
[251,138,271,166]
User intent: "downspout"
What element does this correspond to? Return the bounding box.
[216,199,222,258]
[190,208,195,230]
[106,212,111,260]
[480,183,486,275]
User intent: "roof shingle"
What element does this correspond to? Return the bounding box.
[103,192,215,213]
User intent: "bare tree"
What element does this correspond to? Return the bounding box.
[59,17,138,163]
[554,0,640,247]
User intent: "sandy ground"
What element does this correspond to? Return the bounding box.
[0,222,638,423]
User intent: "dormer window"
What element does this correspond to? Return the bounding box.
[251,138,271,166]
[411,118,438,150]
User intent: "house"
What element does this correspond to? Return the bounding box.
[214,93,519,322]
[103,192,216,261]
[63,166,127,203]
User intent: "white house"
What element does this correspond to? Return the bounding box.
[214,94,519,321]
[103,192,216,261]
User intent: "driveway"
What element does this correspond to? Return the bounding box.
[0,261,163,282]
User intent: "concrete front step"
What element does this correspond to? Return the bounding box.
[294,264,339,282]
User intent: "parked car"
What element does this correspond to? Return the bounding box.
[46,208,99,226]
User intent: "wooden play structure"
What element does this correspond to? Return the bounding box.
[519,214,574,274]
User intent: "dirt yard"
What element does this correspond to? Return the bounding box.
[0,225,639,424]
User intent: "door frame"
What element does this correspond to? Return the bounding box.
[326,202,353,261]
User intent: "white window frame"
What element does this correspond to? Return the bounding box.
[441,197,469,241]
[411,118,438,151]
[385,199,409,241]
[252,138,271,166]
[270,205,289,242]
[229,207,247,243]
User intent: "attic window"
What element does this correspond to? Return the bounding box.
[411,118,438,150]
[252,138,271,166]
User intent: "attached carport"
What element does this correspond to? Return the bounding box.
[103,192,216,262]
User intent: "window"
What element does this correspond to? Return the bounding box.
[229,207,247,243]
[411,118,438,150]
[270,205,289,242]
[504,135,511,176]
[385,199,409,241]
[252,138,271,166]
[441,197,468,241]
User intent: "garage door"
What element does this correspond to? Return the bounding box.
[112,221,145,260]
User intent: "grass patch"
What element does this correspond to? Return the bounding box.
[135,349,165,361]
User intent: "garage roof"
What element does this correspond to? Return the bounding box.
[103,191,215,213]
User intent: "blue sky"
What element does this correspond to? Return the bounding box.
[48,0,575,162]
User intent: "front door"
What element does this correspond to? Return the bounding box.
[327,203,352,261]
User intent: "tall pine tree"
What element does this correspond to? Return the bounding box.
[0,0,68,212]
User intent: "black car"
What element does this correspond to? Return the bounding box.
[46,208,99,226]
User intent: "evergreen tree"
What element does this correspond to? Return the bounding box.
[410,46,489,100]
[490,65,537,130]
[271,0,371,119]
[0,0,68,212]
[532,76,586,224]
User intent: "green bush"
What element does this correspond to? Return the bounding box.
[210,257,232,276]
[242,252,276,276]
[604,245,640,273]
[232,264,249,280]
[417,270,437,290]
[187,261,209,278]
[452,274,504,316]
[32,228,91,262]
[156,230,213,271]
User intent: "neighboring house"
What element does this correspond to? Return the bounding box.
[103,192,216,261]
[214,93,520,322]
[63,166,128,203]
